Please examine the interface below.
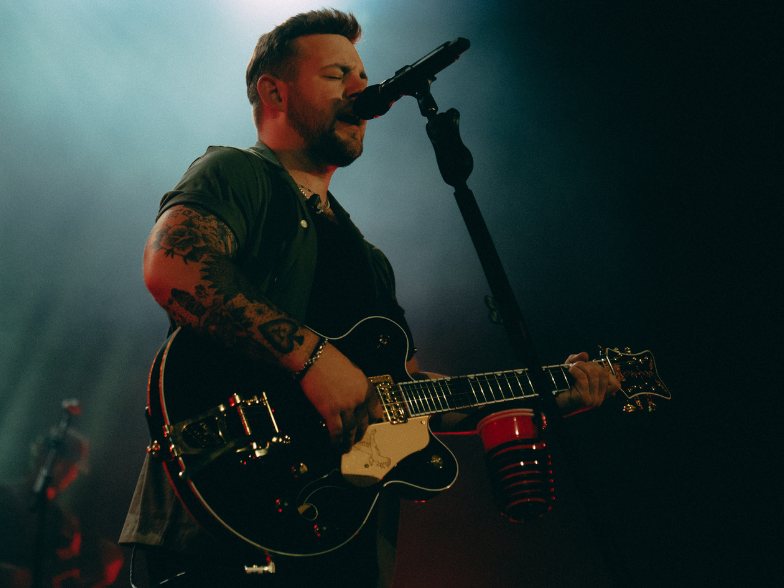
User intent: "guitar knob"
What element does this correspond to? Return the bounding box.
[297,502,318,521]
[429,454,444,469]
[290,462,309,478]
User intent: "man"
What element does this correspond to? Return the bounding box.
[120,9,616,587]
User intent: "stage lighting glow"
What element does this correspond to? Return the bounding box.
[231,0,363,24]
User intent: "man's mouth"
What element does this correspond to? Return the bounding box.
[336,112,363,126]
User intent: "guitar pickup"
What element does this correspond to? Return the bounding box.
[370,375,409,424]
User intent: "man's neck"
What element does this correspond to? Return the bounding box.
[264,139,335,198]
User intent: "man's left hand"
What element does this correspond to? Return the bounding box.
[555,351,621,414]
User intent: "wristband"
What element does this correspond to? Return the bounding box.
[294,336,328,382]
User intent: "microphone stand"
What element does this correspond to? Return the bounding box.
[30,403,77,588]
[412,83,629,585]
[413,84,560,418]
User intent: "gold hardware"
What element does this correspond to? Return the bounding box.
[297,502,317,520]
[370,374,409,424]
[290,462,308,478]
[146,440,161,456]
[244,562,276,575]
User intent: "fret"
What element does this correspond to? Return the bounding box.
[399,382,416,417]
[485,373,504,401]
[398,368,539,417]
[433,379,449,411]
[500,372,517,400]
[523,369,537,397]
[543,364,571,395]
[410,382,425,414]
[401,394,413,416]
[498,373,514,400]
[488,374,501,400]
[509,370,533,398]
[502,372,518,398]
[422,380,439,412]
[466,375,481,406]
[474,375,490,404]
[407,381,422,414]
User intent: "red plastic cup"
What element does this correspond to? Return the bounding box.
[477,409,555,522]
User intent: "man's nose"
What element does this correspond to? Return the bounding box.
[346,74,368,100]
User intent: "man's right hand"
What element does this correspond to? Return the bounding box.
[298,342,381,452]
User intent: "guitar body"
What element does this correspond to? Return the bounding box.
[146,316,458,557]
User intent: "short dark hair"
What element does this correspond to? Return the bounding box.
[246,9,361,108]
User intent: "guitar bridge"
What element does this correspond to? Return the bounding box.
[162,392,284,478]
[371,375,408,424]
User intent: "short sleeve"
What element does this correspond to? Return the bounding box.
[158,146,270,251]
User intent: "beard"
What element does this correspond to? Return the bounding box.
[287,95,363,168]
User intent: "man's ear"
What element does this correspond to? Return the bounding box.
[257,74,287,111]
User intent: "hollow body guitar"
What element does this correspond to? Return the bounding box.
[146,315,669,558]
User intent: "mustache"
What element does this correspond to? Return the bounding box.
[335,105,363,126]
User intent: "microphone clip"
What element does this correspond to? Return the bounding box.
[307,193,327,215]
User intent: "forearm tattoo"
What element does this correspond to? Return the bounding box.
[151,206,306,360]
[258,319,305,354]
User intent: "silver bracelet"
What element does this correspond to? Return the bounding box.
[294,337,328,381]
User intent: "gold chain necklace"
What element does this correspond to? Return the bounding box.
[296,183,331,214]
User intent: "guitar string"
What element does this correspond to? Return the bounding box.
[384,356,665,419]
[398,371,539,417]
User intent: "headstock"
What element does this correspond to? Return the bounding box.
[600,347,671,413]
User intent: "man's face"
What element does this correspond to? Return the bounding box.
[285,34,368,167]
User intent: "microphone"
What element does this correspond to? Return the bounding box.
[353,37,470,119]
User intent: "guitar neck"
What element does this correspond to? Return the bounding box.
[397,364,574,417]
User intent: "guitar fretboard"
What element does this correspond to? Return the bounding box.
[397,365,574,417]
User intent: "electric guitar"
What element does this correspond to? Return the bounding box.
[146,315,669,557]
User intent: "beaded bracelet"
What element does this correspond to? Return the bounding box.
[293,336,328,382]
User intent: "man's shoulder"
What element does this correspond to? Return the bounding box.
[174,145,283,198]
[191,145,270,173]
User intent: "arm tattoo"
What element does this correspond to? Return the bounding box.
[169,288,206,318]
[258,319,305,354]
[151,206,236,262]
[151,205,307,361]
[201,255,260,303]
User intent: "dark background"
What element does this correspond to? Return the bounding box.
[1,1,780,586]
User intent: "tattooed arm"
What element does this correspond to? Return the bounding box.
[144,204,377,450]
